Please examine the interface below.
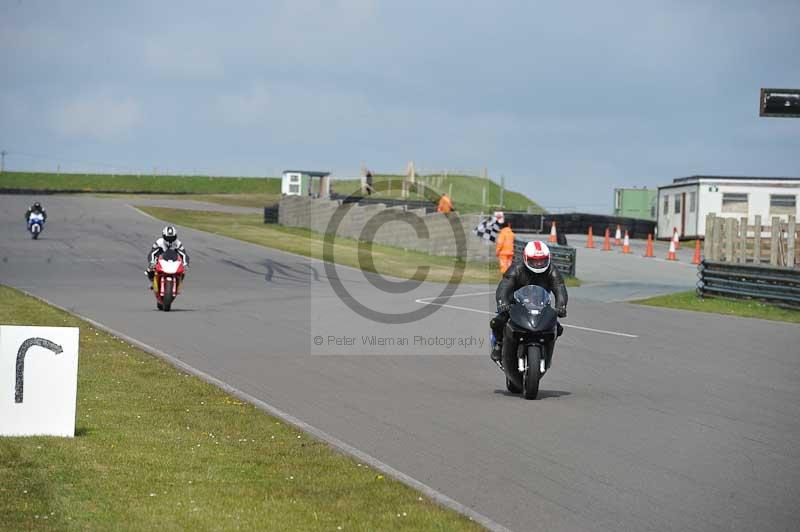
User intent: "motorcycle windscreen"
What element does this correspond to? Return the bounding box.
[512,285,551,308]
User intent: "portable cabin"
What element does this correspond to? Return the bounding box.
[281,170,331,198]
[656,175,800,239]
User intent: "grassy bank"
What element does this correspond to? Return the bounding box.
[2,171,543,214]
[334,174,543,214]
[632,290,800,324]
[137,207,580,286]
[0,172,280,194]
[0,285,483,531]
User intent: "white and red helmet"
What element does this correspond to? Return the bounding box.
[523,240,550,274]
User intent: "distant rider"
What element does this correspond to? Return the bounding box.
[489,240,568,363]
[24,202,47,223]
[146,226,189,287]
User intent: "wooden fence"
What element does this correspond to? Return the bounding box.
[703,214,798,268]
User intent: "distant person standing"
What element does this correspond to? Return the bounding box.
[437,193,453,213]
[495,212,515,273]
[365,170,374,196]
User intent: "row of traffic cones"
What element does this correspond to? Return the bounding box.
[586,225,701,263]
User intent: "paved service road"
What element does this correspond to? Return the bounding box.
[3,195,800,532]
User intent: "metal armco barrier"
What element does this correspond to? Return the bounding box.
[697,260,800,308]
[513,238,577,277]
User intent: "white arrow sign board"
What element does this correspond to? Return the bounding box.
[0,326,80,437]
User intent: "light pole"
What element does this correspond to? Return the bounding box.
[0,150,6,174]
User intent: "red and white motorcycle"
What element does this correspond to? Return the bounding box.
[151,249,185,311]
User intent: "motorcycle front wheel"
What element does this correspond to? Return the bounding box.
[523,345,542,400]
[162,279,174,311]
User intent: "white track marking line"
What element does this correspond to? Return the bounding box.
[16,287,513,532]
[561,324,638,338]
[415,299,639,338]
[416,290,495,303]
[127,204,160,221]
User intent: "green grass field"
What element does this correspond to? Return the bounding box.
[632,290,800,323]
[137,207,580,287]
[0,171,280,194]
[2,171,542,214]
[0,285,484,531]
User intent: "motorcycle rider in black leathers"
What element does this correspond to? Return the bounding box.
[24,202,47,223]
[490,240,568,363]
[145,225,189,287]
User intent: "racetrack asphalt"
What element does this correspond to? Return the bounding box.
[3,195,800,532]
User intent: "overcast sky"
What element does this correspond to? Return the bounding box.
[1,0,798,212]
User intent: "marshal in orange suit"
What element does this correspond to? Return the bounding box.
[495,214,515,273]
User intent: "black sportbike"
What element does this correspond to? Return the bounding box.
[495,285,560,400]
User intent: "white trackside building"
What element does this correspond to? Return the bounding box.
[656,175,800,240]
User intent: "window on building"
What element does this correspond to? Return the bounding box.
[722,193,748,213]
[770,194,796,215]
[674,194,681,214]
[663,195,669,215]
[689,191,696,213]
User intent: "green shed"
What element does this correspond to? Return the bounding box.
[613,187,657,220]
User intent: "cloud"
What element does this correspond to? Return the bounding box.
[215,85,272,127]
[142,39,224,80]
[50,94,142,139]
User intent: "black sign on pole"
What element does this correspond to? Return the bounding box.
[760,88,800,118]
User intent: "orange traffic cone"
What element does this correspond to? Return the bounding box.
[586,226,595,248]
[672,228,680,250]
[644,233,654,258]
[614,225,622,246]
[621,231,631,253]
[548,221,558,243]
[602,227,612,251]
[691,239,701,265]
[666,238,678,261]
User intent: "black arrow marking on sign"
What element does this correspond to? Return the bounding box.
[15,337,63,403]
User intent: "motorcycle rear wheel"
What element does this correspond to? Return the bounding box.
[506,377,522,394]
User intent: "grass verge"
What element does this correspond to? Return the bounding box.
[137,206,580,286]
[0,285,483,531]
[631,290,800,324]
[1,172,280,194]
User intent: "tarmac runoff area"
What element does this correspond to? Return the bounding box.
[3,194,800,532]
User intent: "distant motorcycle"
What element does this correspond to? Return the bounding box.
[494,285,560,400]
[151,248,185,311]
[27,213,45,240]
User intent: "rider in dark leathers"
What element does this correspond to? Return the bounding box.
[490,240,568,362]
[24,202,47,223]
